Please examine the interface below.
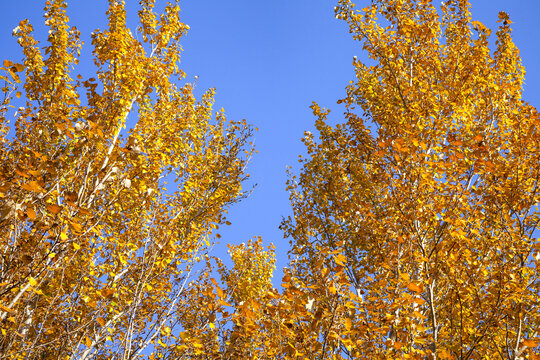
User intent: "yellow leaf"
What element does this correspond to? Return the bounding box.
[73,242,81,250]
[28,277,38,287]
[334,253,347,265]
[209,322,215,329]
[218,299,232,307]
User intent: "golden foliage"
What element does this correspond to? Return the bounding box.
[280,0,540,358]
[0,0,253,358]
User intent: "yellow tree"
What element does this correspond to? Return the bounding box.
[0,0,253,358]
[282,0,540,358]
[172,237,280,359]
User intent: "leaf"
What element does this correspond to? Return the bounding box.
[3,60,12,67]
[101,288,115,299]
[334,253,347,265]
[46,204,63,215]
[523,339,540,347]
[65,191,78,202]
[216,285,224,299]
[26,208,36,220]
[13,63,24,72]
[0,303,15,313]
[406,283,423,294]
[412,297,425,305]
[21,181,44,193]
[68,221,83,233]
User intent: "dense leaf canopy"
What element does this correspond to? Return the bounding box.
[0,0,539,359]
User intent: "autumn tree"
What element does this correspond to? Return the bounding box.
[171,238,280,358]
[0,0,253,358]
[281,0,540,359]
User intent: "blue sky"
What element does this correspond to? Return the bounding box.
[1,0,539,285]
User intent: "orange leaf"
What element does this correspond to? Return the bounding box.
[21,181,44,193]
[26,208,37,220]
[407,283,423,294]
[13,63,24,72]
[0,303,15,313]
[523,339,540,347]
[69,221,83,233]
[412,297,426,305]
[101,288,115,299]
[216,285,224,298]
[46,204,63,215]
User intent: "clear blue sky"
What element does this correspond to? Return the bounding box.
[1,1,539,285]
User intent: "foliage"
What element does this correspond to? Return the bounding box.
[280,0,540,358]
[0,0,253,358]
[2,0,540,359]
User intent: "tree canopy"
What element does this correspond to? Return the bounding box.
[0,0,253,358]
[1,0,539,359]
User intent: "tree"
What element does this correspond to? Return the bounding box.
[0,0,253,358]
[173,238,279,358]
[281,0,540,358]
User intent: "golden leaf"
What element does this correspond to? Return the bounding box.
[46,204,63,215]
[0,303,15,313]
[26,208,36,220]
[344,318,352,331]
[406,283,423,294]
[13,63,24,72]
[69,221,83,233]
[334,253,347,265]
[101,288,115,299]
[523,339,540,347]
[21,181,44,193]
